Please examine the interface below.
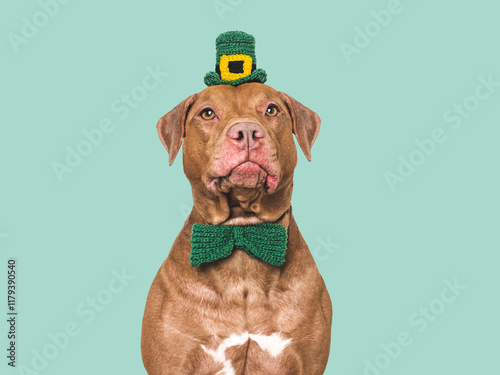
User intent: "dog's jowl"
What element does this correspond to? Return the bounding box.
[141,31,332,375]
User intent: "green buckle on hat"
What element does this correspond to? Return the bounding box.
[204,31,267,87]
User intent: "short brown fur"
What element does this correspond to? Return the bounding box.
[142,83,332,374]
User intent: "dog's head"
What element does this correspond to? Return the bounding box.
[157,82,320,225]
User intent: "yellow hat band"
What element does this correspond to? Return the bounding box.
[218,54,254,81]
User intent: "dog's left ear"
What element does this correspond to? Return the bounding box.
[157,94,197,165]
[280,92,321,161]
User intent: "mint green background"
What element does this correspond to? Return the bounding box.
[1,0,499,374]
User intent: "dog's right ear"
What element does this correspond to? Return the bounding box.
[279,92,321,162]
[157,94,197,165]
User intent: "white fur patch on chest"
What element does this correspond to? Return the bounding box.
[201,332,291,375]
[248,333,291,357]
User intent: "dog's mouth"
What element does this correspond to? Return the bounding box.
[207,161,279,194]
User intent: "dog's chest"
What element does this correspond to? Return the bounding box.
[212,249,278,294]
[181,251,313,373]
[196,249,308,327]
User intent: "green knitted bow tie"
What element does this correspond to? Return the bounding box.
[190,223,287,267]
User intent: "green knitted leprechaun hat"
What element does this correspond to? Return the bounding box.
[204,31,267,86]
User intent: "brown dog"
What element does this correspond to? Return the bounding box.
[141,82,332,374]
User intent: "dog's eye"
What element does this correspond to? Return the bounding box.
[200,108,216,120]
[265,105,279,117]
